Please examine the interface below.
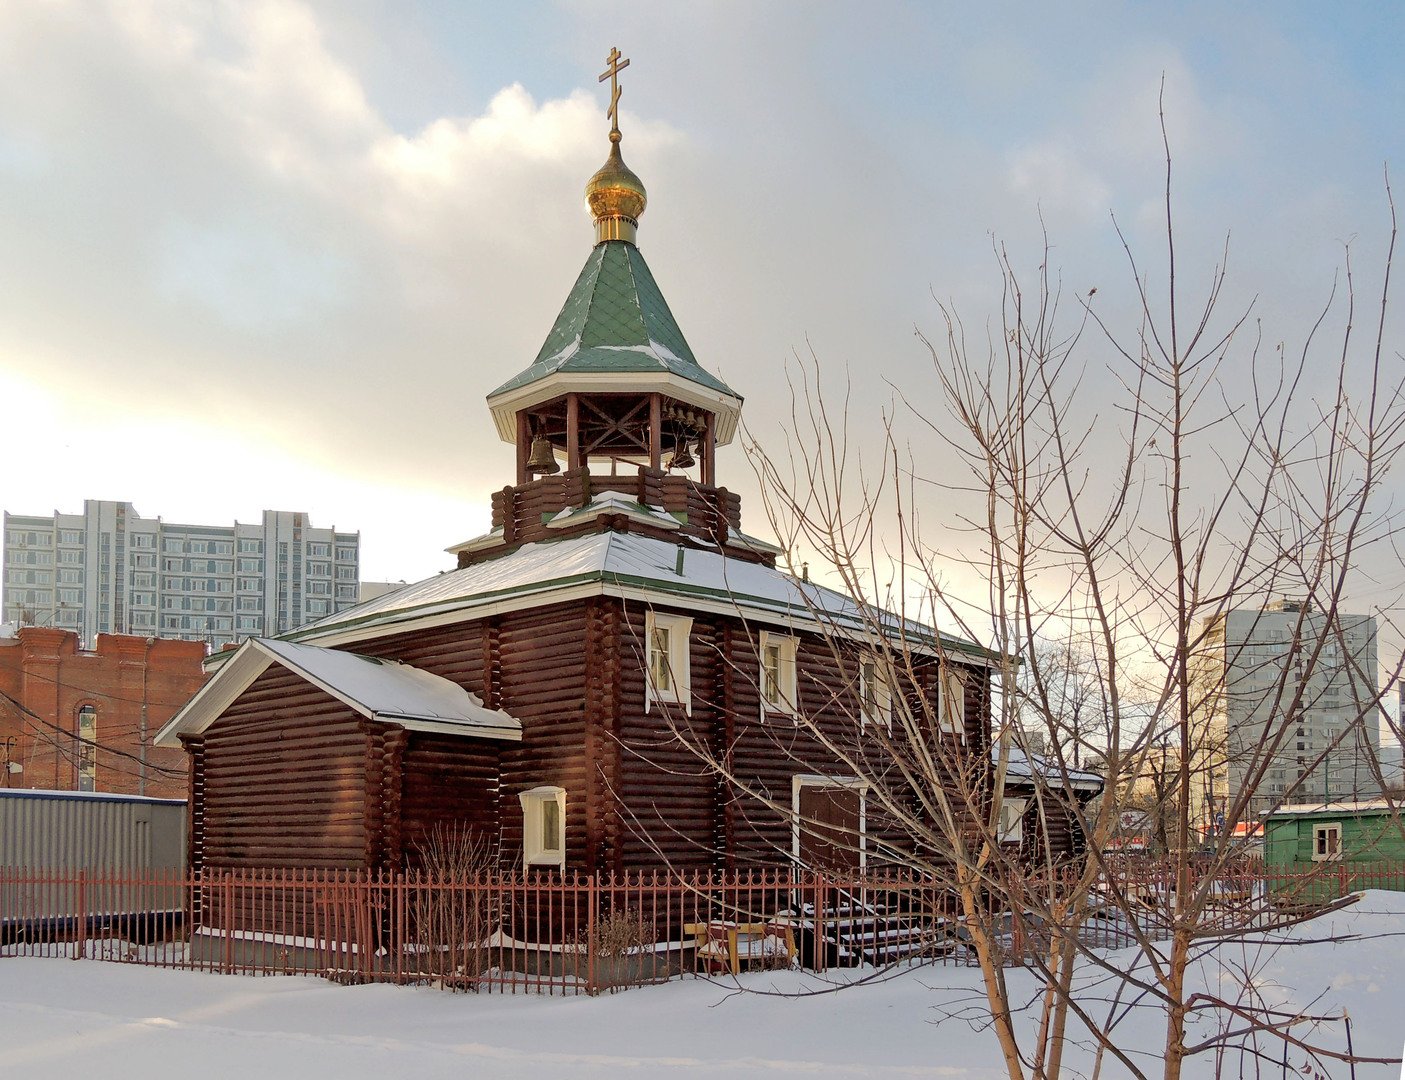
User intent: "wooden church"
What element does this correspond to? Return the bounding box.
[156,54,996,883]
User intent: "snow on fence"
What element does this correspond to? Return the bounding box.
[3,861,1402,994]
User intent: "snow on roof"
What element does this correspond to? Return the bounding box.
[996,746,1105,792]
[1268,799,1400,817]
[279,531,991,663]
[157,638,522,747]
[544,493,681,532]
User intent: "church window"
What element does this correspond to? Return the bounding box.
[519,786,567,869]
[998,797,1028,843]
[940,670,966,737]
[760,632,798,718]
[645,611,692,713]
[859,655,894,731]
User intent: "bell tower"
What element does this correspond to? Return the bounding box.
[464,48,764,568]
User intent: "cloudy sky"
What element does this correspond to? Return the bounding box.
[2,0,1402,659]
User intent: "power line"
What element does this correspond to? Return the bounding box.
[0,690,186,780]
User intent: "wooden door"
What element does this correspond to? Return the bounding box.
[797,783,862,872]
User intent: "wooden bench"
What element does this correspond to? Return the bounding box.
[685,921,797,975]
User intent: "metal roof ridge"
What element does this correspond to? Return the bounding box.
[575,241,614,351]
[626,243,694,372]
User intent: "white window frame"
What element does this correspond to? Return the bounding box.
[760,631,798,719]
[519,786,567,870]
[791,775,869,870]
[998,797,1029,844]
[1311,822,1342,862]
[644,611,693,714]
[939,669,966,738]
[859,654,894,731]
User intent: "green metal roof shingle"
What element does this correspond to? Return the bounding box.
[489,241,740,400]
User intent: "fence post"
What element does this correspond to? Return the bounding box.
[222,871,235,974]
[586,873,598,995]
[394,869,405,985]
[815,872,827,974]
[74,869,87,961]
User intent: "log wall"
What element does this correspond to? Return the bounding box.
[616,604,723,871]
[495,603,592,870]
[188,593,994,882]
[467,470,760,567]
[197,665,372,870]
[1009,785,1095,867]
[399,733,501,865]
[347,611,595,873]
[613,602,991,872]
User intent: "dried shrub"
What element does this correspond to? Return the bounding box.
[408,823,499,989]
[582,906,652,958]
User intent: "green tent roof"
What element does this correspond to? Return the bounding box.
[489,241,740,401]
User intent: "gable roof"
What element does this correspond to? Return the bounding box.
[155,638,522,747]
[490,241,739,401]
[254,531,995,669]
[997,747,1105,793]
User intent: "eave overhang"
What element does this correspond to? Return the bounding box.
[486,370,743,446]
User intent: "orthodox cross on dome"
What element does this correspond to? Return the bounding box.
[599,46,630,136]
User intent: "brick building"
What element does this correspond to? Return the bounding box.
[0,627,206,799]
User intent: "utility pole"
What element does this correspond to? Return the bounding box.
[2,736,16,787]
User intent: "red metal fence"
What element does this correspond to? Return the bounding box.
[3,861,1402,994]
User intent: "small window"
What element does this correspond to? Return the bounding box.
[759,632,798,718]
[76,705,97,792]
[519,786,567,869]
[940,669,965,737]
[645,611,693,713]
[859,655,893,731]
[1312,823,1342,862]
[998,797,1028,843]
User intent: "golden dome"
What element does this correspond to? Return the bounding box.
[585,131,647,245]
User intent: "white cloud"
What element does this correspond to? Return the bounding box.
[1007,141,1112,222]
[0,0,1399,640]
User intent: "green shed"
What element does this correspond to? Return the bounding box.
[1263,800,1405,902]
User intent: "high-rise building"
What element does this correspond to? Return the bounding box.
[2,501,360,650]
[1196,600,1380,823]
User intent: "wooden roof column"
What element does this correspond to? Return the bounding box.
[649,393,662,470]
[515,412,530,486]
[566,393,581,471]
[702,413,716,487]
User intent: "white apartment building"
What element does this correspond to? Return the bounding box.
[2,501,360,650]
[1198,600,1380,823]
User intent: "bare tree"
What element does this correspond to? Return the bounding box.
[659,121,1405,1078]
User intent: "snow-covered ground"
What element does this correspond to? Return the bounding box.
[3,891,1403,1079]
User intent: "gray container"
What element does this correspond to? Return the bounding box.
[1,789,186,943]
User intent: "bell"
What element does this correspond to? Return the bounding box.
[667,439,695,471]
[526,435,560,475]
